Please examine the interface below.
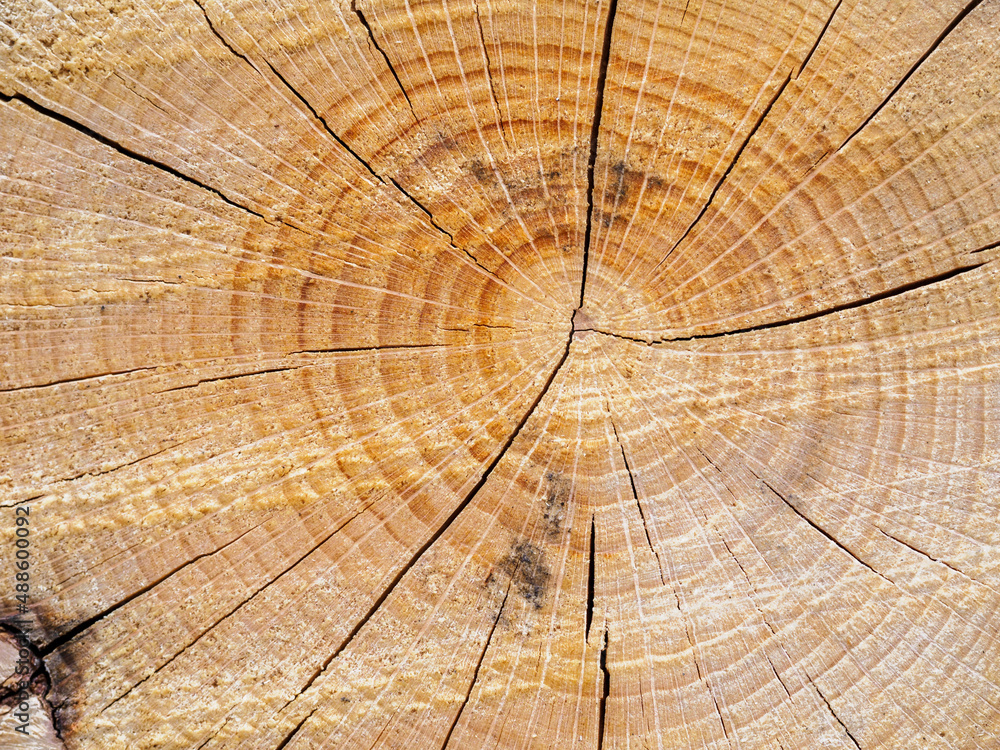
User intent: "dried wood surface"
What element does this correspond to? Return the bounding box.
[1,0,999,747]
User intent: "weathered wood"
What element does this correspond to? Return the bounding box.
[1,0,998,747]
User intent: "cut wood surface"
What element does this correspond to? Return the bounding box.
[1,0,999,747]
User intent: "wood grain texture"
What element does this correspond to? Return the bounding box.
[1,0,998,747]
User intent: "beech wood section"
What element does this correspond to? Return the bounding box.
[1,0,999,748]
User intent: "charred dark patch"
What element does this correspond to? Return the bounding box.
[543,471,570,535]
[0,621,63,739]
[496,541,550,609]
[0,624,50,706]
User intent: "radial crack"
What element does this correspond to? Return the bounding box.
[711,685,734,748]
[715,532,780,637]
[970,238,1000,254]
[1,93,271,224]
[156,365,301,394]
[763,651,792,698]
[618,261,990,344]
[440,586,510,749]
[760,480,893,585]
[796,0,845,79]
[274,20,525,309]
[607,412,663,581]
[99,498,375,711]
[472,0,509,144]
[0,367,157,394]
[63,439,195,483]
[715,531,801,702]
[192,719,231,750]
[876,527,990,591]
[292,335,573,695]
[658,72,792,267]
[586,328,657,345]
[272,707,319,750]
[837,0,985,154]
[112,277,181,286]
[254,53,388,191]
[191,0,491,281]
[191,0,253,69]
[112,71,170,118]
[579,0,620,307]
[41,523,265,657]
[811,678,863,750]
[597,628,610,750]
[586,517,597,641]
[683,624,734,750]
[287,343,447,356]
[0,493,45,510]
[351,0,417,117]
[679,258,982,337]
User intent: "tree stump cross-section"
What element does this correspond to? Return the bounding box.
[1,0,999,748]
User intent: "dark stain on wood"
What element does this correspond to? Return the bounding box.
[495,540,550,609]
[543,471,570,535]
